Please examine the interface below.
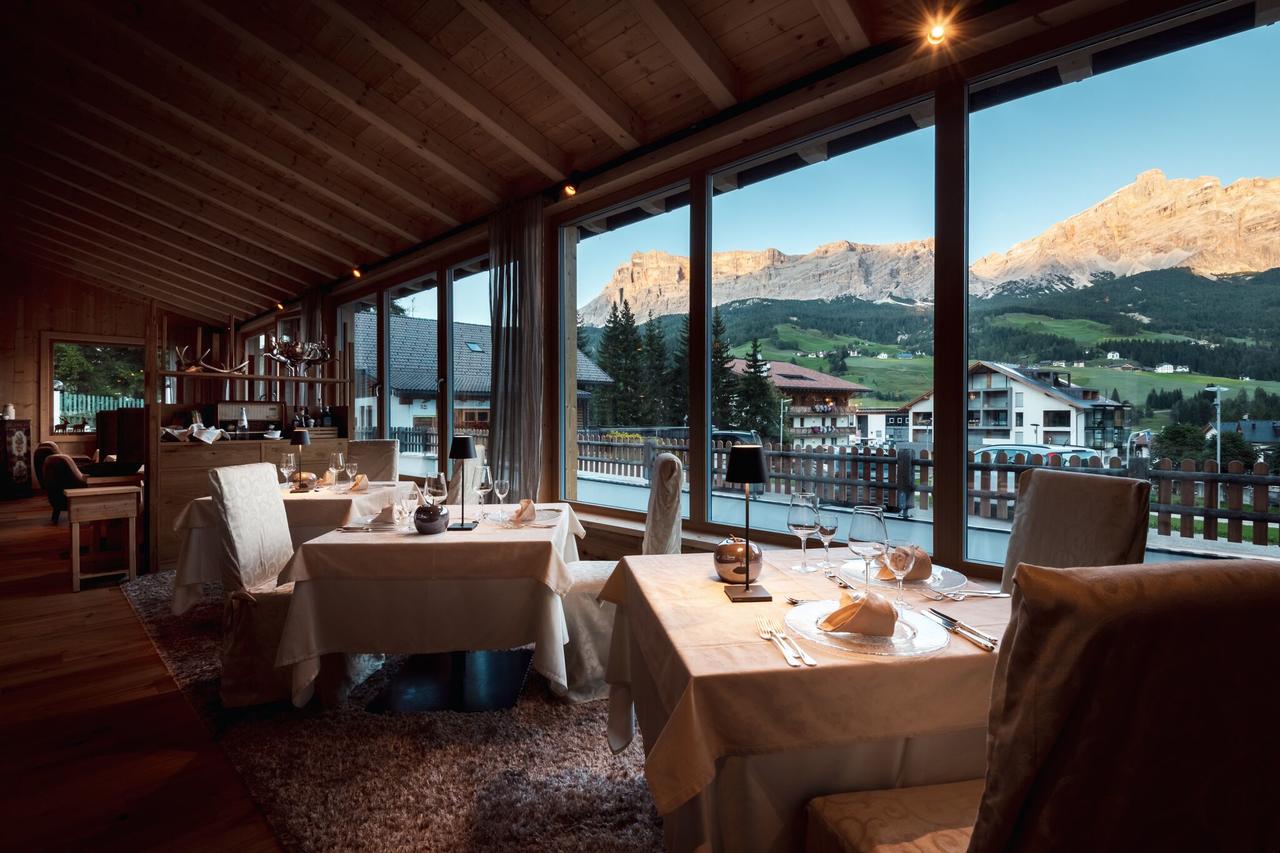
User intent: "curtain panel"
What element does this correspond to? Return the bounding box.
[488,196,545,500]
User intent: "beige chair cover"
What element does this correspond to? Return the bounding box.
[807,559,1280,853]
[1000,468,1150,592]
[348,439,399,482]
[560,456,686,701]
[447,456,482,505]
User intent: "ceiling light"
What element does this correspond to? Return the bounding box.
[926,23,946,45]
[562,182,577,198]
[352,266,363,278]
[276,302,285,311]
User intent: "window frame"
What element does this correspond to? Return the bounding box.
[39,330,146,443]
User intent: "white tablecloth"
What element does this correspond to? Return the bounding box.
[601,550,1010,853]
[170,482,410,614]
[276,503,586,706]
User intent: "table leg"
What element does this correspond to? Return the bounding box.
[128,516,137,582]
[71,521,81,593]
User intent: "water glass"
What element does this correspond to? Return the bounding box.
[878,539,917,612]
[815,507,839,569]
[328,451,345,488]
[493,478,510,521]
[476,465,494,520]
[344,459,359,484]
[847,506,888,591]
[279,452,297,487]
[426,472,447,506]
[787,492,819,573]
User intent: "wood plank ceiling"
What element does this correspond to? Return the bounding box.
[0,0,960,325]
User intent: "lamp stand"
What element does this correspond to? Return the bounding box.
[448,464,477,531]
[726,483,771,602]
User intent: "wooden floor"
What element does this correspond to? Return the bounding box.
[0,494,280,852]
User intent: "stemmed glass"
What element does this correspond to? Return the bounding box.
[279,452,297,488]
[328,451,345,489]
[476,465,493,520]
[493,477,510,521]
[787,492,819,573]
[846,506,888,592]
[344,458,359,486]
[880,538,917,612]
[426,472,447,506]
[815,507,839,570]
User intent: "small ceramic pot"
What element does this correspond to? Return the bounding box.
[414,503,449,535]
[713,535,763,584]
[290,471,318,492]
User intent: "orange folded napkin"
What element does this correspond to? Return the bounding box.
[818,589,898,636]
[349,474,369,492]
[512,499,537,525]
[875,545,932,581]
[317,470,335,487]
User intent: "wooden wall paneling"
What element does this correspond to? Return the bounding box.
[628,0,739,109]
[80,0,465,229]
[318,0,571,180]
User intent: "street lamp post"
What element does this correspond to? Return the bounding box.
[1206,385,1227,469]
[778,397,792,447]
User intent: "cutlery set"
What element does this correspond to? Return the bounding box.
[922,608,999,652]
[756,617,817,666]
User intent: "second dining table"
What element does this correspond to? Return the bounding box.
[276,502,587,707]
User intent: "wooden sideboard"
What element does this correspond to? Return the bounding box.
[154,437,347,569]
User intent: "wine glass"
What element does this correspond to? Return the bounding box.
[847,506,888,591]
[815,507,839,570]
[344,459,359,486]
[786,492,819,573]
[279,452,297,488]
[476,465,493,520]
[493,477,510,521]
[426,472,447,507]
[327,451,345,489]
[880,538,917,612]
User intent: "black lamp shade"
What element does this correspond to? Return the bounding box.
[290,429,311,447]
[449,435,477,460]
[725,444,767,484]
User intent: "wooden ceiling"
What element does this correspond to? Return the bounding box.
[0,0,1159,326]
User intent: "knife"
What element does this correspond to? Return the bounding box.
[926,608,998,652]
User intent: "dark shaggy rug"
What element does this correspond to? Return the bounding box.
[121,571,661,852]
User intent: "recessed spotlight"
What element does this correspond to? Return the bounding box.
[352,266,363,278]
[926,22,946,45]
[275,302,285,311]
[562,182,577,198]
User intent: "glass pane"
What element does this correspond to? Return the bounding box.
[451,264,491,464]
[51,342,145,432]
[388,274,439,477]
[561,188,691,514]
[338,295,379,439]
[708,118,935,548]
[967,25,1280,563]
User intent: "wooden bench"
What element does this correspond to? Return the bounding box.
[66,485,141,592]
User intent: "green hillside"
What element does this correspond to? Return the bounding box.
[988,313,1192,347]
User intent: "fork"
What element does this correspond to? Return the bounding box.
[768,618,816,666]
[756,617,801,666]
[918,588,1010,602]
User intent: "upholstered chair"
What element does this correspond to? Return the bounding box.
[806,558,1280,853]
[999,467,1151,592]
[347,439,399,482]
[42,453,89,523]
[559,452,684,701]
[34,441,92,491]
[446,456,482,505]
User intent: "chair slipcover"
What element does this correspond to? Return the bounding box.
[560,453,686,701]
[42,453,89,523]
[447,456,482,505]
[999,468,1150,592]
[348,439,399,482]
[807,559,1280,853]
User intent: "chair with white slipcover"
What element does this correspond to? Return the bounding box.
[447,456,483,505]
[558,452,684,701]
[347,439,399,482]
[999,467,1151,593]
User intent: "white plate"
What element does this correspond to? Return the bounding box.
[785,600,949,656]
[839,561,968,594]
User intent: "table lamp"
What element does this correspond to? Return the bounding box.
[448,435,478,531]
[288,429,314,490]
[724,444,771,602]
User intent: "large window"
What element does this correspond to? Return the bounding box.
[967,23,1280,563]
[338,295,379,439]
[560,187,691,514]
[388,274,440,477]
[50,340,144,433]
[707,114,935,545]
[451,262,492,464]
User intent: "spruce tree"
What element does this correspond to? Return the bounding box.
[639,311,668,424]
[736,338,779,440]
[610,300,645,425]
[710,308,738,429]
[664,316,690,426]
[594,303,624,425]
[576,311,590,355]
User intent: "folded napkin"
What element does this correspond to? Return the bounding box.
[317,469,335,487]
[875,545,932,581]
[512,499,537,525]
[370,504,396,526]
[412,484,427,507]
[349,474,369,492]
[818,589,898,636]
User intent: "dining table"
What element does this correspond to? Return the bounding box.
[275,502,587,707]
[600,549,1011,853]
[169,480,416,614]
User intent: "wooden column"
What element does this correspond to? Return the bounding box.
[144,301,161,573]
[558,225,579,502]
[689,171,711,524]
[438,263,454,466]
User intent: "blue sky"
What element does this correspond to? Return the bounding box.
[570,23,1280,309]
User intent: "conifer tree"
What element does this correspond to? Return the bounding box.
[596,300,645,426]
[664,316,690,426]
[639,311,668,424]
[711,308,738,429]
[735,338,779,439]
[576,312,590,355]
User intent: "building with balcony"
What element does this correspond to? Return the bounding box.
[729,359,871,448]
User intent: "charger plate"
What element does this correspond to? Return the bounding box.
[785,600,949,656]
[839,560,968,593]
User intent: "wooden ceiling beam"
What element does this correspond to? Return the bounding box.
[18,251,230,326]
[16,107,339,278]
[11,227,261,318]
[317,0,570,181]
[629,0,738,110]
[458,0,644,150]
[18,15,423,243]
[185,0,504,205]
[6,170,299,306]
[11,202,275,315]
[79,1,461,229]
[7,145,307,294]
[810,0,871,55]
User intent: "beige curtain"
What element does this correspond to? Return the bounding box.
[488,196,545,500]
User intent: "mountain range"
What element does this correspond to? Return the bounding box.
[579,169,1280,326]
